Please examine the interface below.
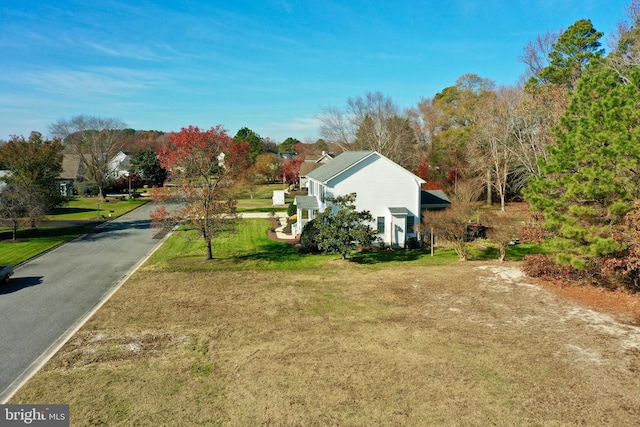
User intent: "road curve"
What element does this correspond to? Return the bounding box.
[0,201,173,402]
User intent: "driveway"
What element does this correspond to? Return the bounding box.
[0,201,173,402]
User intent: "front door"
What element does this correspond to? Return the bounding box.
[391,215,406,248]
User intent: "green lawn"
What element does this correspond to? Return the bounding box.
[50,197,148,220]
[235,183,298,213]
[0,225,97,265]
[0,197,148,265]
[146,218,543,272]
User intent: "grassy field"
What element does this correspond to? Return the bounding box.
[0,197,148,265]
[49,197,148,220]
[10,219,640,426]
[235,183,297,213]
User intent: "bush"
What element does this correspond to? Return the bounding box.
[406,237,421,250]
[299,219,320,253]
[519,212,551,244]
[522,254,599,283]
[287,203,297,217]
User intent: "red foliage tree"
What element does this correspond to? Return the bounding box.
[279,158,304,186]
[151,125,250,260]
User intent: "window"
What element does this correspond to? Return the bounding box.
[377,217,385,233]
[407,216,415,233]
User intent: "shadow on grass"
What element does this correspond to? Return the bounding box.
[350,250,424,264]
[0,224,99,241]
[236,240,306,263]
[467,242,546,262]
[0,276,44,294]
[50,207,97,215]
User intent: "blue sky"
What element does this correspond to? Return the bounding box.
[0,0,631,143]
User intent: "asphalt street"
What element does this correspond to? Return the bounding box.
[0,201,172,402]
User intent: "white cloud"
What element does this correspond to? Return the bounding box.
[13,67,170,98]
[268,116,322,132]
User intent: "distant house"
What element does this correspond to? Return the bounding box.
[0,170,10,191]
[294,151,427,248]
[57,149,133,196]
[107,151,131,178]
[299,151,335,188]
[277,152,297,161]
[57,147,84,196]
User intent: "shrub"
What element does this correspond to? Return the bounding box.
[406,237,421,250]
[287,202,297,217]
[299,219,320,253]
[522,254,599,283]
[519,212,551,244]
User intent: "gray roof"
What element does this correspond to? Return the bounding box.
[388,207,410,215]
[306,151,375,183]
[421,190,451,208]
[294,195,319,210]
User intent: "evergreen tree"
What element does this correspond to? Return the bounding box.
[525,59,640,269]
[129,147,168,187]
[278,137,300,153]
[537,19,604,89]
[234,127,264,162]
[311,193,377,259]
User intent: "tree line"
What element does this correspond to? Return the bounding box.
[4,2,640,289]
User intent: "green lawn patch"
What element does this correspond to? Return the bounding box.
[148,219,330,271]
[50,197,148,220]
[0,197,148,265]
[148,218,464,271]
[0,225,96,265]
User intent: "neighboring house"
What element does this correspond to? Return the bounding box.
[56,149,133,196]
[0,170,10,193]
[57,148,84,196]
[107,151,131,178]
[294,151,427,248]
[421,189,451,210]
[277,151,297,161]
[299,151,335,188]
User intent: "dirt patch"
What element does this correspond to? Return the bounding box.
[531,275,640,326]
[0,238,29,243]
[11,262,640,425]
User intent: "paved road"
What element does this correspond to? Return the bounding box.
[0,202,172,402]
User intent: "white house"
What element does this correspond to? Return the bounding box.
[107,151,131,178]
[293,151,426,248]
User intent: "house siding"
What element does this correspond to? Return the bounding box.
[305,152,422,246]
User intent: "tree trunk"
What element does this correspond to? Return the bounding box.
[206,239,213,260]
[12,220,18,241]
[486,169,492,206]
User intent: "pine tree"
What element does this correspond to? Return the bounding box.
[537,19,604,89]
[525,59,640,268]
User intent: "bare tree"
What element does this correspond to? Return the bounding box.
[318,91,418,169]
[509,85,567,191]
[408,97,442,159]
[518,30,562,82]
[483,211,519,262]
[317,105,353,152]
[424,200,480,261]
[50,115,127,199]
[470,86,519,211]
